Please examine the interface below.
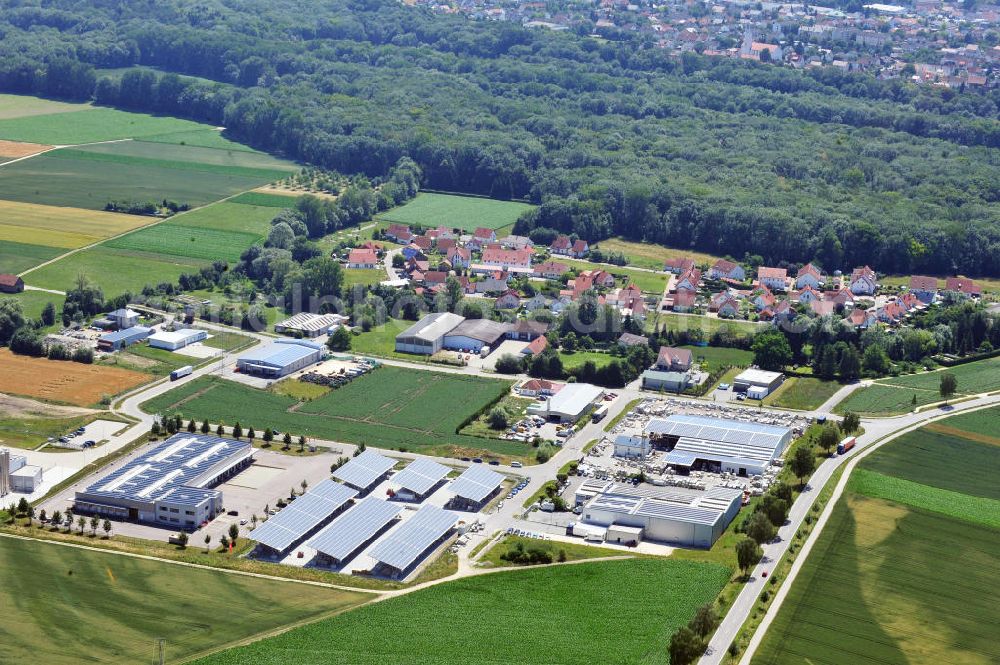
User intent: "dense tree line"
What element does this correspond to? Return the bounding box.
[0,0,998,274]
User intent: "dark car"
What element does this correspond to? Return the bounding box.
[488,460,500,466]
[472,458,483,464]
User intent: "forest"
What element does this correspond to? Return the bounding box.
[0,0,998,276]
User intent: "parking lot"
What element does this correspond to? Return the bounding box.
[47,418,129,451]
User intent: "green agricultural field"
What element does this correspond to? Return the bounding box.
[169,200,281,236]
[142,128,268,151]
[0,93,87,120]
[681,344,753,369]
[859,427,1000,500]
[880,357,1000,395]
[104,223,261,263]
[141,367,525,459]
[0,240,63,274]
[229,191,299,208]
[192,559,729,665]
[562,257,668,294]
[927,405,1000,439]
[849,468,1000,529]
[0,536,371,665]
[764,377,843,411]
[0,147,286,210]
[25,246,207,295]
[0,104,219,144]
[833,383,942,416]
[70,140,296,175]
[752,495,1000,665]
[378,192,533,231]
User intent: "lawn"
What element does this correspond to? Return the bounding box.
[681,344,753,370]
[477,535,633,568]
[0,411,109,450]
[191,559,729,665]
[591,237,724,271]
[849,468,1000,529]
[645,312,766,336]
[378,192,534,231]
[141,367,527,459]
[559,350,617,371]
[752,495,1000,665]
[0,240,64,274]
[0,103,219,144]
[104,223,262,263]
[0,536,371,665]
[344,268,384,289]
[349,318,416,358]
[0,146,286,210]
[24,245,207,295]
[460,395,533,438]
[1,290,65,328]
[764,377,843,411]
[562,257,668,294]
[0,199,148,248]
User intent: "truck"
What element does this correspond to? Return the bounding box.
[837,436,857,455]
[170,365,194,381]
[591,405,609,423]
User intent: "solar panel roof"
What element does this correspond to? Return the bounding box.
[307,497,402,562]
[333,450,396,490]
[448,465,504,503]
[251,479,357,552]
[369,504,457,571]
[390,458,450,495]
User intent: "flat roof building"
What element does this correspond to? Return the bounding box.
[394,312,465,355]
[527,382,604,423]
[10,464,42,493]
[236,339,324,378]
[75,434,253,527]
[98,325,152,351]
[442,319,508,354]
[613,435,651,459]
[148,328,208,351]
[641,369,690,393]
[645,414,793,477]
[732,368,784,396]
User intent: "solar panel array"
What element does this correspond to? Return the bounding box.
[369,504,457,572]
[333,450,396,490]
[307,497,402,562]
[449,465,504,503]
[251,479,357,552]
[391,458,450,496]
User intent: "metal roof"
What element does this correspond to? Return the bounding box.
[77,434,252,506]
[586,493,723,526]
[644,415,790,467]
[99,326,151,343]
[390,458,450,496]
[395,312,464,342]
[148,328,205,344]
[527,382,603,417]
[275,312,348,333]
[734,368,784,385]
[333,450,396,490]
[448,465,504,503]
[251,479,357,552]
[307,497,402,562]
[443,318,508,344]
[238,339,323,369]
[369,504,457,572]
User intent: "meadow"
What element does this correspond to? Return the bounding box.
[562,257,668,294]
[0,349,150,406]
[191,559,729,665]
[141,367,526,459]
[1,290,65,328]
[344,268,384,289]
[0,104,220,144]
[169,200,281,236]
[0,93,85,120]
[0,199,151,248]
[0,240,64,274]
[70,140,296,175]
[104,223,262,263]
[764,377,843,411]
[559,350,617,371]
[591,237,724,271]
[0,536,371,665]
[378,192,533,231]
[25,245,207,295]
[849,469,1000,529]
[681,344,753,369]
[646,312,766,337]
[880,357,1000,394]
[833,383,943,416]
[229,191,300,208]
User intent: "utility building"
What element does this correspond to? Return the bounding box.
[394,312,465,355]
[148,328,208,351]
[236,339,324,378]
[442,319,508,354]
[732,369,784,397]
[527,383,604,423]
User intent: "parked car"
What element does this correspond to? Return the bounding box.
[488,460,499,466]
[472,458,483,464]
[510,461,523,468]
[718,383,730,390]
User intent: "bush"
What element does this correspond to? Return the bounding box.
[499,541,553,565]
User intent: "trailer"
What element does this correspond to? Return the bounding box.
[837,436,857,455]
[591,405,609,423]
[170,365,194,381]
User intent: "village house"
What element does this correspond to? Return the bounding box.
[708,259,745,282]
[506,319,548,341]
[663,257,695,274]
[500,235,534,250]
[908,275,938,304]
[517,378,562,396]
[671,289,697,313]
[533,261,569,279]
[846,308,877,329]
[757,266,788,292]
[709,291,741,318]
[675,268,702,292]
[793,285,823,305]
[385,223,411,243]
[751,287,775,311]
[849,266,878,296]
[945,277,981,298]
[795,263,825,289]
[347,248,378,269]
[446,246,471,269]
[475,247,533,273]
[473,227,497,244]
[550,235,589,258]
[521,335,549,356]
[494,289,521,310]
[655,346,693,372]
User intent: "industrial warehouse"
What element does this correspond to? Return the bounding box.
[74,434,253,527]
[236,338,324,378]
[573,481,743,548]
[394,312,465,355]
[644,414,793,477]
[527,382,605,423]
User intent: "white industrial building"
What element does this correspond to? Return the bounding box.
[148,328,208,351]
[575,481,743,548]
[526,382,604,423]
[11,465,42,493]
[442,319,508,354]
[613,435,651,459]
[236,339,324,378]
[274,312,350,338]
[1,448,32,496]
[394,312,465,355]
[645,414,793,477]
[732,368,784,397]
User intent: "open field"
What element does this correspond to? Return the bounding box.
[0,241,64,275]
[0,146,288,210]
[229,191,299,208]
[0,199,152,248]
[1,291,65,331]
[0,104,219,144]
[349,318,417,358]
[0,411,109,450]
[0,536,371,665]
[70,140,296,174]
[849,468,1000,529]
[879,357,1000,394]
[752,494,1000,665]
[169,200,281,236]
[0,349,150,406]
[141,367,526,458]
[344,268,385,289]
[105,223,261,263]
[681,344,753,369]
[833,384,942,416]
[142,129,267,151]
[859,427,1000,499]
[378,192,533,231]
[0,139,50,160]
[192,559,729,665]
[562,257,668,294]
[764,377,843,411]
[25,246,207,295]
[923,405,1000,441]
[646,312,766,336]
[477,535,633,568]
[591,237,725,271]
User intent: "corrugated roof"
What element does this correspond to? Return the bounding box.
[395,312,464,342]
[238,339,323,369]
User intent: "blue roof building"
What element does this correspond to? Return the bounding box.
[236,339,324,378]
[98,326,152,351]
